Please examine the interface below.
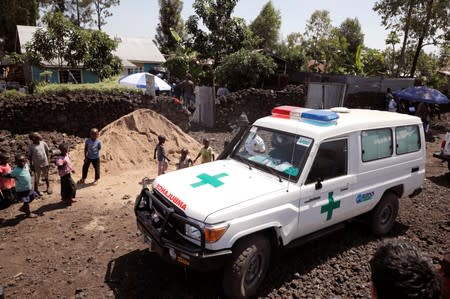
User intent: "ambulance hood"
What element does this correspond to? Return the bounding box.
[152,159,286,221]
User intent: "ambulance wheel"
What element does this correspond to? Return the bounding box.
[223,234,271,299]
[369,191,399,236]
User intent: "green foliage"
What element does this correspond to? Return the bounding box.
[83,30,122,80]
[249,1,281,50]
[25,12,121,81]
[26,12,87,69]
[361,48,388,76]
[185,0,254,64]
[215,49,276,90]
[155,0,184,54]
[275,33,306,72]
[0,0,39,52]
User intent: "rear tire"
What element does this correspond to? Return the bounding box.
[369,191,399,236]
[223,234,271,299]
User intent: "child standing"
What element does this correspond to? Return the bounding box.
[79,128,102,185]
[0,151,16,207]
[28,132,52,195]
[193,138,215,164]
[154,135,170,175]
[177,148,192,170]
[4,154,39,217]
[56,144,77,205]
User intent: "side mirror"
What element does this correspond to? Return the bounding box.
[315,178,323,190]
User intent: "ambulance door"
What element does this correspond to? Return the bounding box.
[297,138,356,237]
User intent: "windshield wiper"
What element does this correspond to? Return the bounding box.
[233,154,252,170]
[263,164,283,183]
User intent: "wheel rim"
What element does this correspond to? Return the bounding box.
[245,253,263,287]
[380,204,393,225]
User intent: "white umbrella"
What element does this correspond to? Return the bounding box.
[119,72,171,91]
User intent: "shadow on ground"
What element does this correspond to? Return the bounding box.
[427,173,450,188]
[0,201,69,227]
[105,249,222,299]
[104,221,409,298]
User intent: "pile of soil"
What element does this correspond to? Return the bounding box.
[71,109,202,177]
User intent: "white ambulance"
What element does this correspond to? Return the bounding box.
[135,106,425,298]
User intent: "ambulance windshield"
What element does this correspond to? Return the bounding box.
[231,126,313,181]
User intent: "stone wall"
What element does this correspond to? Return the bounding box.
[0,92,190,136]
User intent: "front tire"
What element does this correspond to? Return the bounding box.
[223,234,271,299]
[369,191,399,236]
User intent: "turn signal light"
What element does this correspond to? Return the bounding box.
[204,224,229,243]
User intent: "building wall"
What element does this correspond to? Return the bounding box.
[82,70,99,83]
[30,66,99,83]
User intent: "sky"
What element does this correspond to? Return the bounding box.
[103,0,390,51]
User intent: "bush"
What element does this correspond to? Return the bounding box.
[215,49,277,90]
[35,76,140,96]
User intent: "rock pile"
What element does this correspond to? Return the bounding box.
[215,85,305,129]
[0,93,190,136]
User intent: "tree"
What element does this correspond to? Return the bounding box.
[385,31,400,75]
[0,0,39,52]
[25,12,88,73]
[185,0,254,65]
[374,0,449,77]
[303,10,351,73]
[155,0,184,54]
[361,48,389,76]
[84,30,122,80]
[92,0,119,30]
[275,32,306,72]
[67,0,94,27]
[249,1,281,50]
[215,49,276,90]
[408,0,449,77]
[303,10,333,70]
[25,12,121,81]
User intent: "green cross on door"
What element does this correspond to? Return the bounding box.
[320,192,340,221]
[191,173,229,188]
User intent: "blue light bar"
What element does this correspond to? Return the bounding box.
[301,110,339,122]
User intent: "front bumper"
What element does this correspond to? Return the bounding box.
[135,188,231,271]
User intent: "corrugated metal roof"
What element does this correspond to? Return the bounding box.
[113,36,165,64]
[16,25,165,64]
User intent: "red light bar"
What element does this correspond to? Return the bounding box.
[272,106,306,119]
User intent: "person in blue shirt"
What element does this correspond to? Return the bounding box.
[2,154,39,217]
[79,128,102,185]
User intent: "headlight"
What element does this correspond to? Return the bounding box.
[185,222,229,244]
[185,223,202,240]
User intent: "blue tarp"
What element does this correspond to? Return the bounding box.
[393,86,449,104]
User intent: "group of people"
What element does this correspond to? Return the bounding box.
[385,88,438,134]
[0,128,102,218]
[154,135,215,176]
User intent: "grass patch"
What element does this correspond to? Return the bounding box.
[0,89,27,99]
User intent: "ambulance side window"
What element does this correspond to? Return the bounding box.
[306,139,348,184]
[396,125,421,155]
[361,128,393,162]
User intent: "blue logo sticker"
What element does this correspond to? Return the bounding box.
[356,192,374,203]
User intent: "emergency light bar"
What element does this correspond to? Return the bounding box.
[271,106,339,124]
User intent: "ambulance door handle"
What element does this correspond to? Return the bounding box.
[340,187,349,191]
[305,196,320,203]
[411,167,419,173]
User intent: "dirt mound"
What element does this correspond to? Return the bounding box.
[71,109,201,177]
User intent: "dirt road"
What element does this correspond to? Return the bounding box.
[1,127,449,298]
